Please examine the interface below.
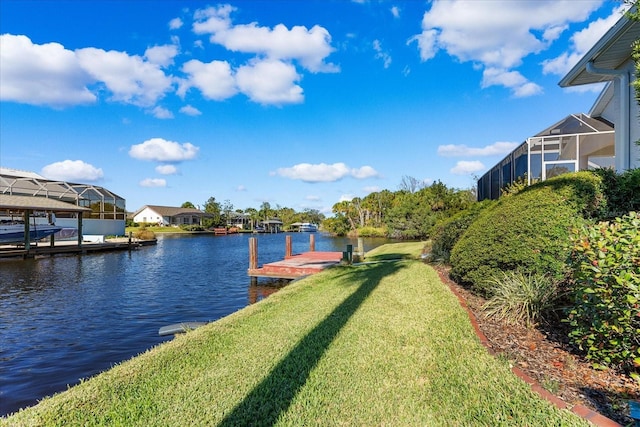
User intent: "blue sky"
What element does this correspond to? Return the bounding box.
[0,0,630,213]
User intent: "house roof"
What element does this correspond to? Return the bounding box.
[560,7,639,87]
[133,205,211,217]
[0,194,92,213]
[532,113,613,137]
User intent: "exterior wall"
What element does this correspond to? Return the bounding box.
[132,207,165,225]
[613,59,638,172]
[54,218,126,236]
[630,67,640,169]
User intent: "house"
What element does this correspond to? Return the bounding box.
[131,205,212,227]
[0,167,126,236]
[477,114,615,200]
[478,7,639,201]
[559,5,639,173]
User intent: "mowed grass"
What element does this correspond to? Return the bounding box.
[364,241,425,260]
[2,253,587,426]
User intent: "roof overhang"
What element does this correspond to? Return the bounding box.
[0,194,92,213]
[559,7,639,87]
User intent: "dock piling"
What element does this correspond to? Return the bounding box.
[285,235,292,258]
[249,237,258,270]
[309,234,315,252]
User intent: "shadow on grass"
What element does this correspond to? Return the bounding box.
[218,261,407,426]
[365,252,419,261]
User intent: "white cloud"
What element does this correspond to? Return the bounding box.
[41,160,104,182]
[144,44,179,67]
[409,0,603,97]
[450,160,485,175]
[129,138,199,162]
[542,4,627,78]
[155,164,178,175]
[179,105,202,116]
[390,6,400,19]
[76,47,173,107]
[339,194,354,202]
[152,106,174,119]
[0,34,96,107]
[273,162,379,183]
[363,186,381,193]
[481,68,543,97]
[140,178,167,187]
[236,185,247,191]
[192,5,338,73]
[351,165,379,179]
[373,40,392,69]
[438,141,520,157]
[306,195,321,201]
[178,59,237,100]
[236,59,303,105]
[169,17,183,30]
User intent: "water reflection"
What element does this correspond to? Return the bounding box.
[248,280,289,304]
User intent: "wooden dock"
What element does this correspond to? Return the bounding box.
[248,251,343,279]
[247,235,344,280]
[0,239,156,260]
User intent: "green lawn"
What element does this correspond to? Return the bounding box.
[2,253,587,426]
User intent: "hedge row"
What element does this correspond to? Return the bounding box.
[448,171,605,296]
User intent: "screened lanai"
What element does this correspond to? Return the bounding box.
[0,168,126,220]
[477,114,615,201]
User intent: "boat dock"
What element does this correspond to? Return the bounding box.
[0,238,156,260]
[247,235,345,280]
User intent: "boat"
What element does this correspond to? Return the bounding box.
[0,222,63,244]
[299,223,318,232]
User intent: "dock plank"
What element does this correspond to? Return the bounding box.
[248,251,342,279]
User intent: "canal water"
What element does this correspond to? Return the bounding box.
[0,232,390,416]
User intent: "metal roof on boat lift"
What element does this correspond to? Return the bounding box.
[0,194,92,213]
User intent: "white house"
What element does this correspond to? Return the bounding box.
[131,205,212,227]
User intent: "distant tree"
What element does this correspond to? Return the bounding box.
[627,2,640,104]
[300,208,325,225]
[221,200,234,225]
[332,200,357,232]
[244,207,260,230]
[398,175,426,193]
[203,196,222,227]
[181,201,196,209]
[259,202,272,220]
[322,215,350,236]
[276,206,296,227]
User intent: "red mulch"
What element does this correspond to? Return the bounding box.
[433,265,639,426]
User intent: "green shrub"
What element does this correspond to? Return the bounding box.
[482,271,560,327]
[134,229,156,240]
[180,225,205,231]
[357,226,387,237]
[449,172,604,296]
[430,200,495,262]
[592,168,640,218]
[565,212,640,376]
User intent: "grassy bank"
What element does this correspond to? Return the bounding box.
[2,250,587,426]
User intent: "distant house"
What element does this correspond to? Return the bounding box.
[478,7,639,201]
[131,205,212,227]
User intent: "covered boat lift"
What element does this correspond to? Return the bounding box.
[0,194,91,253]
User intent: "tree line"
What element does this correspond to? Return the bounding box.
[180,198,325,230]
[323,178,475,239]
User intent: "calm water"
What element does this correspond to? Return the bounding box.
[0,232,390,416]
